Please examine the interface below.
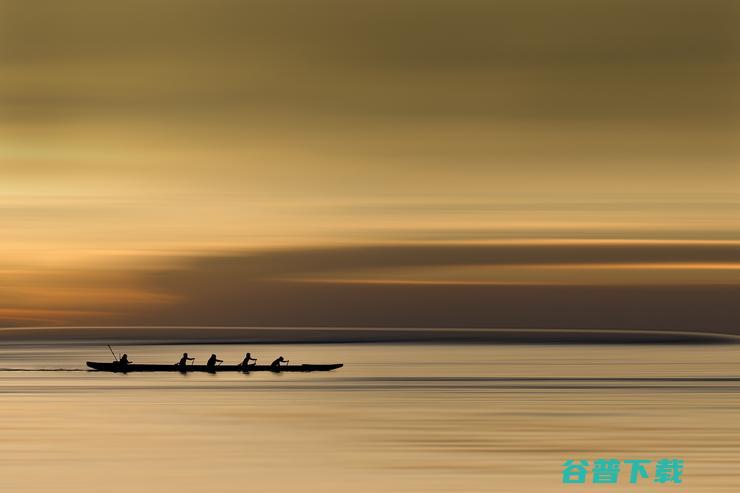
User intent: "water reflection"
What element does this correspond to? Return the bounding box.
[1,343,739,492]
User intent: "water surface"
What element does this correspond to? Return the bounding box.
[1,343,739,492]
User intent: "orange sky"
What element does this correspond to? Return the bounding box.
[1,0,739,330]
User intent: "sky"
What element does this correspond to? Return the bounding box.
[1,0,739,331]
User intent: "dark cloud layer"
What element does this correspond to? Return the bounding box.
[148,243,740,278]
[1,243,739,334]
[127,280,740,333]
[104,243,740,333]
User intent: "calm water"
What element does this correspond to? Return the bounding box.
[1,343,740,492]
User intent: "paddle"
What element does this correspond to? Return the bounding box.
[107,345,119,362]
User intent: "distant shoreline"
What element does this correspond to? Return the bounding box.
[0,326,736,345]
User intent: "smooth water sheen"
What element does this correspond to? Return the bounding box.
[1,343,739,492]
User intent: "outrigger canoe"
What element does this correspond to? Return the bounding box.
[87,362,343,373]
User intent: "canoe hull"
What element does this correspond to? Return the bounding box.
[87,362,343,373]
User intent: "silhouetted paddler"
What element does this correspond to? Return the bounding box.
[271,356,287,367]
[240,352,257,367]
[207,354,223,367]
[119,354,131,365]
[178,352,195,367]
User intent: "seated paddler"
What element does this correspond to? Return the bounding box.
[206,353,223,368]
[271,356,288,368]
[240,352,257,368]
